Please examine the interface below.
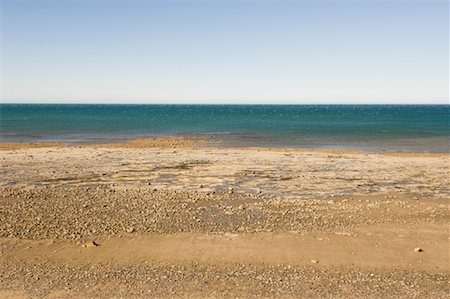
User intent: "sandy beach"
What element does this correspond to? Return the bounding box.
[0,138,449,298]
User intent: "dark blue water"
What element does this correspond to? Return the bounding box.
[0,104,449,152]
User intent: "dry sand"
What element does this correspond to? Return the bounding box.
[0,138,449,298]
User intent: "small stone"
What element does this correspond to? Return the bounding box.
[85,241,99,248]
[414,247,423,253]
[310,259,319,264]
[126,227,135,234]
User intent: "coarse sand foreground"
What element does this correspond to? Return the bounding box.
[0,139,449,298]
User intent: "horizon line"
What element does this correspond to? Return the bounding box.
[0,102,449,106]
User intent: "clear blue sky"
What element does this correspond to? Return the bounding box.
[1,0,448,104]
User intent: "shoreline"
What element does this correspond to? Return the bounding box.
[0,137,449,156]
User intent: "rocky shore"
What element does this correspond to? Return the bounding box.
[0,140,449,298]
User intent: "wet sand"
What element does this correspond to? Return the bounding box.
[0,138,449,298]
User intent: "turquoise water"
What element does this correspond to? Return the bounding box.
[0,104,449,152]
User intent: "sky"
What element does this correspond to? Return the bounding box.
[1,0,448,104]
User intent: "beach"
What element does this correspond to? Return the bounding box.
[0,138,449,298]
[3,0,449,295]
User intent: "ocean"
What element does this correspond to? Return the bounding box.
[0,104,448,153]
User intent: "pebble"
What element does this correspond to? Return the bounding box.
[85,241,99,248]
